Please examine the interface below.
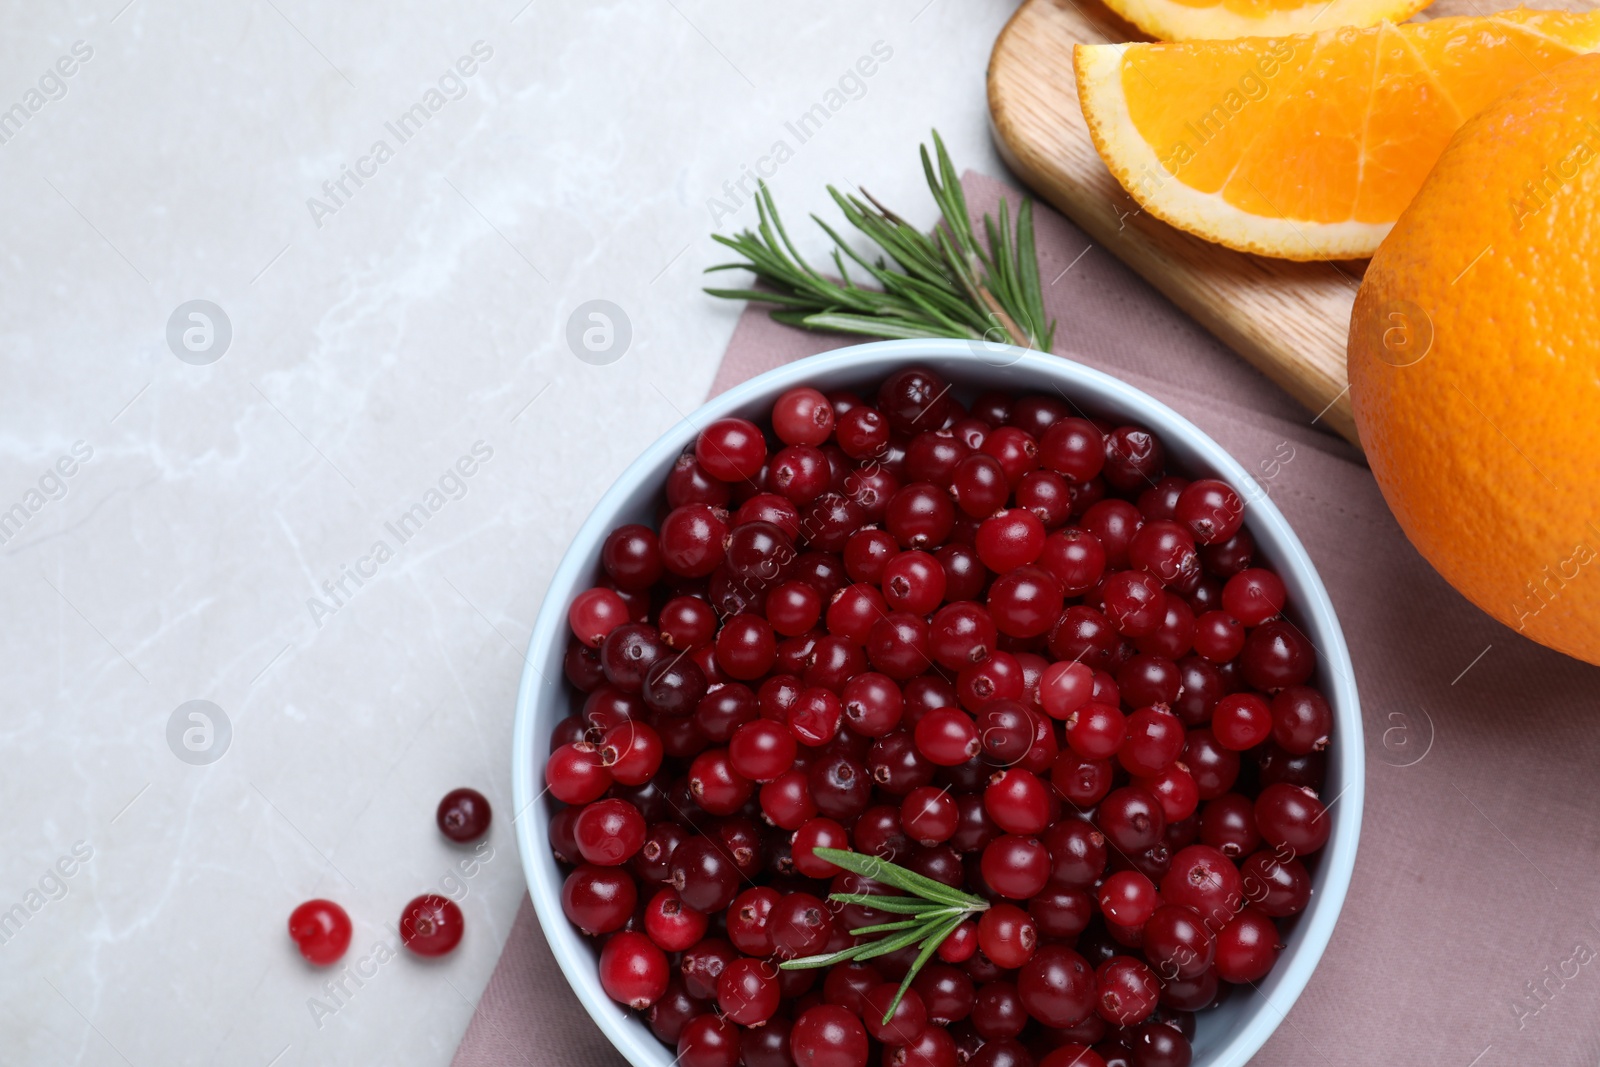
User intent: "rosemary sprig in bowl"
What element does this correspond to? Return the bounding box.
[706,132,1055,350]
[778,847,989,1025]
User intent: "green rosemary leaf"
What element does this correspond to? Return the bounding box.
[813,848,987,909]
[704,131,1055,349]
[848,920,946,963]
[826,893,946,914]
[879,913,966,1025]
[777,943,874,971]
[773,312,952,340]
[846,918,930,937]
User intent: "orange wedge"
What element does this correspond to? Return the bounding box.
[1075,9,1600,260]
[1102,0,1431,43]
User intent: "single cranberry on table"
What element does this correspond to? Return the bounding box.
[399,893,464,957]
[436,787,492,842]
[288,899,352,966]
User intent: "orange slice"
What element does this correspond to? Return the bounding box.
[1102,0,1431,43]
[1075,9,1600,260]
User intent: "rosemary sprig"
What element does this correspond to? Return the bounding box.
[705,131,1055,351]
[778,848,989,1025]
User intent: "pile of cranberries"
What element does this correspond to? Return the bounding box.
[546,367,1334,1067]
[287,787,492,966]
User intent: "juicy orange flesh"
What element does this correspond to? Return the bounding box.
[1166,0,1330,13]
[1120,11,1600,223]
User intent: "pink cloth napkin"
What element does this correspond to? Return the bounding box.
[453,173,1600,1067]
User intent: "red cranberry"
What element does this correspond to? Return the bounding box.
[679,1012,741,1067]
[435,787,492,842]
[399,893,464,956]
[1018,943,1095,1027]
[792,1003,869,1067]
[288,899,352,966]
[575,798,647,865]
[1213,907,1281,982]
[601,930,670,1008]
[1173,478,1243,545]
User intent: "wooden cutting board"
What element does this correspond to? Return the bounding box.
[986,0,1584,449]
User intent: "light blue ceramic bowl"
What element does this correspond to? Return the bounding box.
[512,339,1363,1067]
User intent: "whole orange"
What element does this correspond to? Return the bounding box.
[1349,54,1600,665]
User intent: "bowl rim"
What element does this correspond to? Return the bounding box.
[511,338,1364,1067]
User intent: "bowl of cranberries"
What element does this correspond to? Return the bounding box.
[513,340,1362,1067]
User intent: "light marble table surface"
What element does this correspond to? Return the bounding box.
[0,2,1016,1064]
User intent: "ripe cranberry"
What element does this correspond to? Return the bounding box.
[1065,702,1125,760]
[658,595,717,651]
[1097,786,1166,854]
[980,835,1050,899]
[563,864,636,934]
[984,768,1050,834]
[1143,904,1216,982]
[1174,478,1243,545]
[1048,606,1119,668]
[887,1023,960,1067]
[696,417,767,482]
[1239,619,1316,691]
[660,505,731,578]
[1130,1021,1193,1067]
[435,787,492,843]
[1079,500,1143,569]
[546,742,611,805]
[1039,418,1104,481]
[1221,568,1286,626]
[647,978,706,1044]
[913,962,977,1025]
[1199,793,1262,858]
[399,893,464,956]
[773,387,836,446]
[969,904,1035,971]
[1240,850,1313,917]
[788,687,843,747]
[809,752,872,821]
[681,937,739,1000]
[679,1012,741,1067]
[901,786,958,845]
[841,672,904,737]
[1097,870,1159,927]
[1051,751,1114,807]
[1102,427,1164,492]
[987,565,1063,638]
[1017,943,1095,1027]
[288,899,352,966]
[687,748,754,816]
[730,719,797,781]
[883,550,948,615]
[866,612,934,680]
[1271,685,1333,754]
[958,650,1025,711]
[1118,707,1185,777]
[768,580,824,636]
[1160,845,1244,928]
[600,930,670,1009]
[1254,783,1331,854]
[574,798,647,865]
[791,817,851,878]
[878,368,953,434]
[864,983,929,1046]
[949,452,1010,519]
[792,1003,870,1067]
[906,429,972,487]
[1182,729,1240,800]
[1213,907,1281,982]
[1025,885,1090,941]
[718,956,781,1025]
[1211,693,1272,751]
[568,587,631,648]
[640,887,707,952]
[886,483,956,549]
[669,836,740,912]
[915,708,980,766]
[1094,956,1159,1026]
